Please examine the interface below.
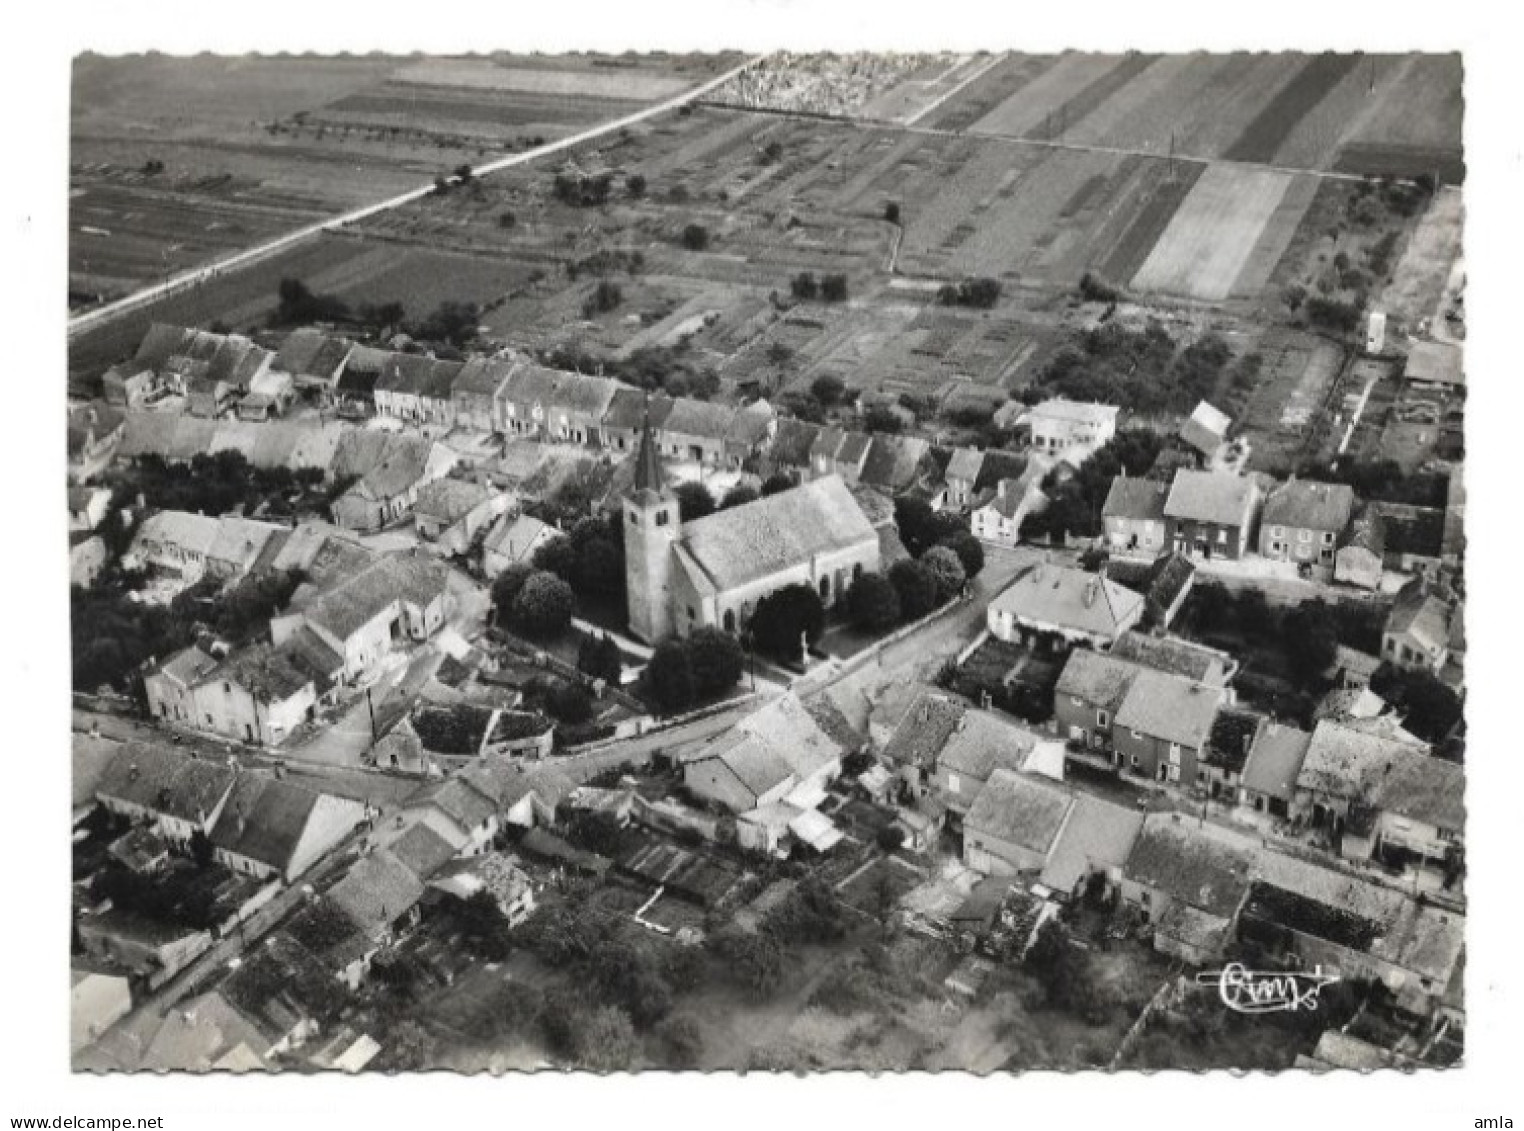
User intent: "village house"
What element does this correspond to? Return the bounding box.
[372,353,437,424]
[125,510,221,581]
[1259,478,1356,575]
[1245,851,1465,1009]
[601,390,673,454]
[684,693,845,824]
[1108,630,1238,687]
[1293,721,1463,884]
[1179,400,1232,465]
[271,552,454,684]
[481,512,557,579]
[1053,649,1139,755]
[95,744,237,848]
[1025,398,1118,458]
[1037,793,1145,902]
[210,774,366,882]
[325,848,428,947]
[1404,340,1464,394]
[184,338,274,419]
[427,852,537,927]
[68,486,113,533]
[962,769,1075,877]
[723,401,777,469]
[1336,508,1386,591]
[101,361,160,408]
[1112,667,1226,786]
[931,710,1040,820]
[206,516,287,582]
[178,636,345,745]
[1198,707,1264,801]
[1121,814,1255,964]
[859,433,933,495]
[1164,469,1263,560]
[143,644,221,727]
[1383,576,1464,682]
[943,447,986,510]
[413,478,501,555]
[659,397,736,466]
[237,368,297,422]
[624,421,879,642]
[1236,720,1312,819]
[1102,475,1171,556]
[272,327,353,400]
[395,776,501,858]
[461,761,576,831]
[808,426,846,481]
[449,356,518,433]
[1100,552,1197,629]
[986,562,1145,651]
[67,402,126,484]
[767,417,822,478]
[332,346,389,415]
[497,363,564,437]
[880,685,969,787]
[970,472,1047,550]
[330,433,457,533]
[544,372,620,445]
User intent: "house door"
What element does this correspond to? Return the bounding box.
[1157,763,1169,782]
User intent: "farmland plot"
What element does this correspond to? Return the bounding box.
[392,58,697,101]
[1334,54,1464,182]
[1130,166,1296,301]
[1378,187,1464,332]
[969,53,1129,139]
[918,54,1061,133]
[1267,54,1414,171]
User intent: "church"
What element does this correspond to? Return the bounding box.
[623,420,882,643]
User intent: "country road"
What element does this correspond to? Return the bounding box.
[68,54,764,340]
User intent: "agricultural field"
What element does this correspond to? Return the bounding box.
[1378,187,1464,334]
[1130,166,1317,301]
[1237,327,1349,473]
[69,52,742,302]
[925,51,1462,179]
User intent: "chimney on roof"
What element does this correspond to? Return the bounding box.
[1083,578,1099,607]
[128,763,139,782]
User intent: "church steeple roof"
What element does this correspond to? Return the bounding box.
[633,400,665,495]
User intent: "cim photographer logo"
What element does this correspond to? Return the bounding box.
[1195,963,1341,1014]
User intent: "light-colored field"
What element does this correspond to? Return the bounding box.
[1131,165,1294,300]
[393,59,693,101]
[969,53,1128,138]
[1227,173,1321,299]
[1057,54,1203,151]
[1379,186,1464,331]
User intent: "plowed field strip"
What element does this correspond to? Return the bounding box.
[1092,160,1205,284]
[1025,53,1160,141]
[1223,54,1358,163]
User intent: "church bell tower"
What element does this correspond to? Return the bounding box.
[622,411,678,643]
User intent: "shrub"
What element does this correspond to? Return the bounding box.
[686,627,744,699]
[811,373,846,406]
[577,633,623,685]
[582,279,623,318]
[750,584,825,661]
[681,223,710,251]
[888,559,939,621]
[938,531,985,580]
[491,563,536,626]
[884,200,901,224]
[864,405,902,434]
[876,825,906,852]
[920,545,967,603]
[1078,271,1121,302]
[761,472,797,496]
[626,172,647,198]
[510,571,574,639]
[646,639,697,713]
[546,682,594,724]
[820,273,849,303]
[675,481,716,522]
[846,572,901,633]
[790,272,819,301]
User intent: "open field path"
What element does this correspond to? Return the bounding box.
[68,55,765,339]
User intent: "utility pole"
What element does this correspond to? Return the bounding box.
[366,685,378,745]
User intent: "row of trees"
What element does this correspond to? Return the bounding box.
[644,627,745,713]
[1034,319,1239,416]
[790,271,848,303]
[1021,429,1165,543]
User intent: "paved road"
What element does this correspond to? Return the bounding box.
[68,55,764,339]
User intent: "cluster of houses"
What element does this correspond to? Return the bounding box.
[865,681,1464,1018]
[142,521,455,745]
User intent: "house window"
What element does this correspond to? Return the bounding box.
[946,772,961,795]
[1323,531,1335,544]
[656,511,670,527]
[1168,744,1181,765]
[1298,529,1311,542]
[1216,529,1228,544]
[1130,753,1139,769]
[1097,710,1109,728]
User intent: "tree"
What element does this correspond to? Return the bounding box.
[790,272,819,301]
[750,584,825,661]
[189,829,214,869]
[675,482,716,523]
[510,571,574,639]
[655,1016,704,1068]
[626,172,647,199]
[707,929,783,998]
[884,200,901,225]
[760,472,797,497]
[583,279,623,318]
[382,1021,438,1070]
[811,373,846,406]
[1370,664,1464,747]
[491,562,536,625]
[920,545,966,603]
[681,223,710,251]
[646,638,696,713]
[820,273,849,302]
[686,627,744,699]
[1283,600,1340,682]
[531,534,579,585]
[719,484,760,510]
[889,559,939,621]
[498,210,517,229]
[846,572,901,633]
[876,824,906,852]
[864,405,902,434]
[894,496,965,558]
[546,682,594,724]
[578,633,623,685]
[938,531,985,581]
